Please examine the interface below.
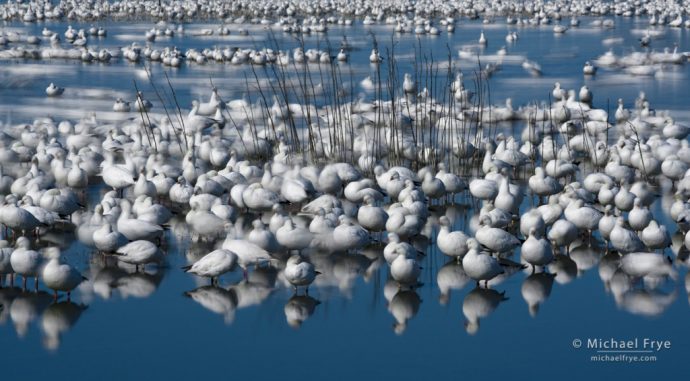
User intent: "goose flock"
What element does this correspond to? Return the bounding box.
[1,70,689,339]
[0,0,690,356]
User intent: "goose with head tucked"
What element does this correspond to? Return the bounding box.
[221,239,273,277]
[357,195,388,233]
[248,220,281,253]
[609,217,645,254]
[19,195,60,227]
[547,219,578,253]
[242,183,280,211]
[598,205,617,242]
[284,255,318,292]
[564,199,602,233]
[435,163,466,195]
[276,218,313,252]
[183,249,237,285]
[521,228,554,269]
[45,83,64,97]
[383,233,419,264]
[10,237,41,290]
[475,216,520,255]
[421,172,446,200]
[469,178,498,200]
[640,220,670,251]
[390,247,422,286]
[628,198,652,231]
[536,195,563,226]
[437,216,469,261]
[520,209,545,237]
[529,167,562,197]
[42,247,85,300]
[0,198,43,234]
[462,239,504,287]
[92,223,127,253]
[115,240,163,270]
[116,201,163,242]
[332,216,369,252]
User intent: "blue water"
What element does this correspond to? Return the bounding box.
[1,15,688,380]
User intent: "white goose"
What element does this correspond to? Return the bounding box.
[10,237,42,290]
[42,247,86,300]
[284,255,318,292]
[45,83,64,97]
[609,217,645,253]
[475,216,520,254]
[115,240,163,270]
[390,248,421,286]
[521,228,554,269]
[92,223,127,253]
[332,217,369,252]
[462,239,504,287]
[183,249,238,284]
[437,216,469,261]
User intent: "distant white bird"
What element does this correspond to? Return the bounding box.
[46,83,64,97]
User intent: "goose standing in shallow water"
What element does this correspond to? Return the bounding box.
[42,247,86,300]
[183,249,237,285]
[475,216,520,255]
[115,240,163,270]
[10,237,41,290]
[521,228,553,269]
[609,217,645,253]
[284,255,318,293]
[437,216,469,261]
[462,239,503,287]
[390,247,422,287]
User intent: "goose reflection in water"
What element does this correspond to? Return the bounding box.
[89,263,164,300]
[229,266,277,310]
[569,239,604,276]
[608,266,677,317]
[548,254,578,285]
[598,252,622,288]
[388,289,421,335]
[284,295,320,329]
[10,290,53,338]
[0,286,21,324]
[185,285,238,324]
[619,289,677,317]
[521,272,556,317]
[462,287,508,335]
[311,252,371,298]
[436,260,470,305]
[41,301,87,350]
